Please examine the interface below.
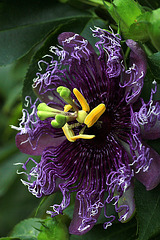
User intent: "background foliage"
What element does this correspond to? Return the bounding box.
[0,0,160,239]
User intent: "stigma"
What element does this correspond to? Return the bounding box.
[37,86,106,142]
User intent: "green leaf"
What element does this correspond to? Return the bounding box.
[35,192,62,218]
[0,58,29,111]
[135,180,160,240]
[0,238,19,240]
[63,192,76,220]
[147,8,160,51]
[104,0,143,38]
[0,152,27,197]
[137,0,160,10]
[10,218,42,240]
[148,52,160,81]
[0,177,40,237]
[128,12,150,41]
[37,217,69,240]
[0,1,91,66]
[0,142,17,163]
[70,218,137,240]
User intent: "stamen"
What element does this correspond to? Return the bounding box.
[37,89,105,140]
[57,86,78,111]
[70,134,95,141]
[73,88,90,112]
[64,104,73,112]
[84,103,106,128]
[62,123,75,142]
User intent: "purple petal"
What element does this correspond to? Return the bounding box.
[16,133,65,156]
[118,182,135,223]
[135,144,160,190]
[119,139,160,191]
[140,100,160,140]
[141,121,160,140]
[58,32,96,59]
[131,93,160,140]
[69,197,102,235]
[122,40,147,104]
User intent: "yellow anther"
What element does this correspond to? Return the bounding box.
[62,123,75,142]
[70,134,95,141]
[64,104,73,112]
[73,88,90,112]
[84,103,106,128]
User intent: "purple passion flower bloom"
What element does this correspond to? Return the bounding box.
[13,27,160,235]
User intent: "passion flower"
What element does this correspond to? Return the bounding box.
[13,27,160,235]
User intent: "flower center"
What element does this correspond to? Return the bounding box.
[84,111,113,147]
[37,86,106,142]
